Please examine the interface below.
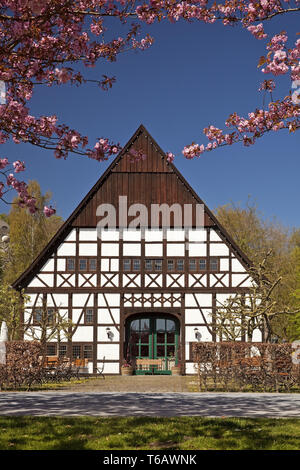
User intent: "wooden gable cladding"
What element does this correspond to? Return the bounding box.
[71,124,213,228]
[111,130,172,173]
[72,172,213,227]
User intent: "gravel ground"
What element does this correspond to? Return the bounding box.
[59,375,198,393]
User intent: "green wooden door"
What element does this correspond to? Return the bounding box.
[126,316,179,375]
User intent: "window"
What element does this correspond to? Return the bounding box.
[46,344,56,356]
[154,259,162,271]
[47,308,55,324]
[33,308,42,323]
[85,308,94,324]
[67,258,75,271]
[210,258,218,271]
[177,259,184,271]
[133,259,140,271]
[72,345,81,359]
[59,344,67,357]
[83,345,93,359]
[79,259,87,271]
[189,259,196,271]
[199,259,207,270]
[89,259,97,271]
[123,259,131,271]
[167,259,174,271]
[145,259,153,271]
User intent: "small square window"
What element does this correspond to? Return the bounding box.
[123,259,131,271]
[145,259,153,271]
[210,258,218,271]
[167,259,174,271]
[189,259,196,271]
[79,259,87,271]
[133,259,140,271]
[154,259,162,271]
[89,259,97,271]
[199,259,207,270]
[177,259,184,271]
[67,258,75,271]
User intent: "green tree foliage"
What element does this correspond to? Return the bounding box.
[214,198,300,341]
[2,180,63,285]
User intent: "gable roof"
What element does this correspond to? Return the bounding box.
[12,124,253,289]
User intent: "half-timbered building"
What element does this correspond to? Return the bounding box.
[12,125,261,375]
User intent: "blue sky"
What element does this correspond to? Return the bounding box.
[0,13,299,229]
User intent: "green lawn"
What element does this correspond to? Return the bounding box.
[0,416,299,450]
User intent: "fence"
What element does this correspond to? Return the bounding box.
[192,342,300,392]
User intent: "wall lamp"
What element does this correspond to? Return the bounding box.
[106,328,114,341]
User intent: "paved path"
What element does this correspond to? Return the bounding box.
[0,392,300,418]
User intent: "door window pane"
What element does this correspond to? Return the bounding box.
[140,345,149,357]
[156,318,165,332]
[157,332,165,343]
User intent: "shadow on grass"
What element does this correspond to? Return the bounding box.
[1,416,300,450]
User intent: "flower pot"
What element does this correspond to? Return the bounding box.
[171,366,181,376]
[121,366,133,376]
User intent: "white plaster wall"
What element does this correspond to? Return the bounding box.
[185,293,212,308]
[210,230,223,242]
[209,243,229,256]
[101,362,120,374]
[220,258,229,271]
[166,230,185,241]
[145,243,163,257]
[64,229,76,242]
[98,344,119,361]
[101,243,119,256]
[145,230,163,242]
[57,243,76,256]
[231,273,249,287]
[56,259,66,271]
[99,230,120,241]
[79,243,97,256]
[72,293,93,307]
[185,308,213,324]
[28,277,47,288]
[123,229,141,241]
[188,229,206,242]
[98,308,120,324]
[79,228,97,241]
[40,259,55,272]
[98,293,120,307]
[166,243,185,257]
[123,243,141,256]
[188,243,207,257]
[72,326,93,342]
[231,258,246,272]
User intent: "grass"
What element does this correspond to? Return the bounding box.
[0,416,299,450]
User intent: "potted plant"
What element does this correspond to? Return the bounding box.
[121,360,133,376]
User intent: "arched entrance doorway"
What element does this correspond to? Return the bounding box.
[125,314,180,374]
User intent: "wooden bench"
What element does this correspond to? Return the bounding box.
[136,358,164,371]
